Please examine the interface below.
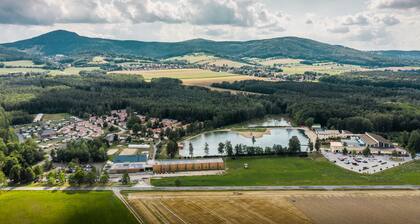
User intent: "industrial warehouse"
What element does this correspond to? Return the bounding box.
[153,158,225,174]
[107,158,225,174]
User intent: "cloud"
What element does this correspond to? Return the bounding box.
[0,0,285,30]
[203,28,226,36]
[379,15,400,26]
[348,27,388,42]
[370,0,420,10]
[327,26,350,33]
[342,14,370,26]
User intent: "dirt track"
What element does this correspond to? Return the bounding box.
[126,191,420,224]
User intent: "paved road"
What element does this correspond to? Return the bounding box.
[2,185,420,191]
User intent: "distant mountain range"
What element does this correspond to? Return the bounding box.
[1,30,419,67]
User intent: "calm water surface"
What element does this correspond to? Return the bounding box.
[181,117,308,157]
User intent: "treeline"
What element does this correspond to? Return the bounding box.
[399,130,420,154]
[1,75,278,128]
[321,70,420,90]
[0,107,45,185]
[52,139,108,163]
[212,79,420,134]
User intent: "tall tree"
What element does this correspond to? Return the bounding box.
[188,142,194,158]
[288,136,301,153]
[204,142,209,156]
[407,130,420,153]
[315,138,321,152]
[0,171,6,186]
[121,172,130,185]
[217,142,225,155]
[308,141,314,152]
[225,141,233,157]
[167,140,178,159]
[9,164,21,183]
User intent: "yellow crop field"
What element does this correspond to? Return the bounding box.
[126,191,420,224]
[111,69,263,86]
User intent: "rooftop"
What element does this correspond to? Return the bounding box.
[366,132,391,145]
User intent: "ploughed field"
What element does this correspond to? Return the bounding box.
[0,191,138,224]
[126,191,420,224]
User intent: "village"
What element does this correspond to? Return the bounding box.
[13,110,414,186]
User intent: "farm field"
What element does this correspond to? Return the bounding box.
[48,66,100,75]
[281,63,366,75]
[0,191,138,224]
[0,66,100,75]
[169,53,248,68]
[0,67,47,75]
[253,57,303,66]
[110,68,263,86]
[2,60,44,67]
[151,155,420,186]
[125,190,420,224]
[42,113,70,121]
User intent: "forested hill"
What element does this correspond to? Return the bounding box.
[0,46,31,61]
[372,50,420,60]
[1,30,415,67]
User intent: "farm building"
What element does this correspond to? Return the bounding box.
[329,133,408,155]
[153,158,225,174]
[360,132,393,148]
[108,162,153,174]
[113,148,149,163]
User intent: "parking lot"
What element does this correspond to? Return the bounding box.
[322,151,413,174]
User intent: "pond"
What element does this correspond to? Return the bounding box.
[180,117,309,157]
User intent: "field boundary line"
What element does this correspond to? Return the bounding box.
[158,201,189,224]
[113,188,146,224]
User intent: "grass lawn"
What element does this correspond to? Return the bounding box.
[0,191,138,224]
[42,113,70,121]
[151,155,420,186]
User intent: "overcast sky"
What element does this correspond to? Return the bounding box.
[0,0,419,50]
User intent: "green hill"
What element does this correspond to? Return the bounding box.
[0,46,30,61]
[1,30,417,66]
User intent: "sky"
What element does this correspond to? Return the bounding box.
[0,0,419,50]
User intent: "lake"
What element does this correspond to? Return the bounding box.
[180,117,309,157]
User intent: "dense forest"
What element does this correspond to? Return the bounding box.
[1,70,419,156]
[212,71,420,153]
[0,74,276,128]
[0,107,45,185]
